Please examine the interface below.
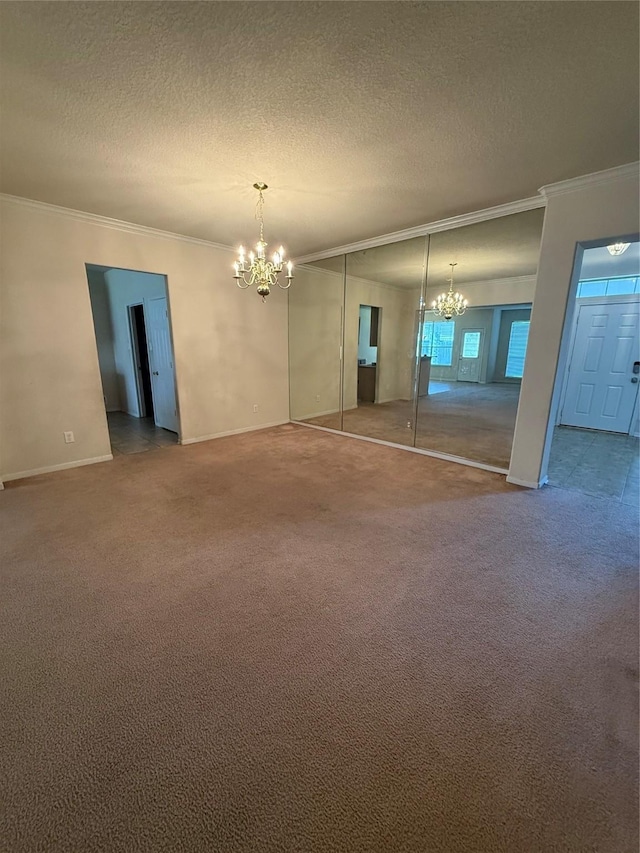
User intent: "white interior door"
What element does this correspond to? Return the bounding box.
[145,296,179,433]
[457,329,483,382]
[561,300,639,432]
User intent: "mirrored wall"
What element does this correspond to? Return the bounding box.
[289,207,545,471]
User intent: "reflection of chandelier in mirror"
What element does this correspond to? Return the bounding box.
[607,241,630,256]
[233,183,293,301]
[431,263,468,320]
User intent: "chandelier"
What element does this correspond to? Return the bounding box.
[233,182,293,301]
[431,263,468,320]
[607,241,630,256]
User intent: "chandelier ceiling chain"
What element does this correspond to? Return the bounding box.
[431,263,468,320]
[233,182,293,301]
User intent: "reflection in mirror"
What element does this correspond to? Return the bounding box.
[289,255,345,430]
[343,237,426,446]
[416,208,545,468]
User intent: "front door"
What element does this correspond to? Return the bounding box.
[457,329,483,382]
[145,296,179,433]
[561,300,639,432]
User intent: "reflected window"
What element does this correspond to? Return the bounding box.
[422,321,455,366]
[505,321,530,379]
[461,331,481,359]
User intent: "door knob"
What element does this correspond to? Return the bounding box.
[152,371,159,376]
[632,377,638,383]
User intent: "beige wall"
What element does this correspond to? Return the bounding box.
[0,199,289,480]
[509,167,640,487]
[289,264,343,421]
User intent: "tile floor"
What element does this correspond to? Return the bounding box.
[547,426,639,505]
[108,411,179,455]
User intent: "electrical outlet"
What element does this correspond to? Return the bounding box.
[64,431,75,443]
[253,404,259,413]
[315,395,321,402]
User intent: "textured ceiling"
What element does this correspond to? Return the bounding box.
[0,2,638,256]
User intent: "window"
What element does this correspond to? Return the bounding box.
[606,277,638,296]
[461,331,481,359]
[422,321,455,366]
[505,320,530,379]
[576,276,639,298]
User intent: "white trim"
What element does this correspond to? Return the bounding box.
[507,474,548,489]
[2,454,113,483]
[293,420,509,475]
[0,193,235,253]
[179,419,290,445]
[539,162,639,198]
[292,408,341,421]
[294,196,545,264]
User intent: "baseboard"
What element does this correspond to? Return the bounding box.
[293,421,509,476]
[376,396,411,405]
[506,474,548,489]
[179,419,290,445]
[2,453,114,483]
[292,408,340,421]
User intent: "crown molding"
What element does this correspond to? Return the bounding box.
[0,193,236,253]
[539,162,639,199]
[294,195,545,264]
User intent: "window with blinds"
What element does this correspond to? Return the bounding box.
[505,320,530,379]
[421,321,455,366]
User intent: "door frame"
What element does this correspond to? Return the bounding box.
[128,303,150,418]
[557,293,640,434]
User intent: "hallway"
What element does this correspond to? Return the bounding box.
[108,412,178,455]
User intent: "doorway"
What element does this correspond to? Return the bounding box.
[357,305,381,404]
[86,265,180,456]
[129,304,154,418]
[547,239,639,502]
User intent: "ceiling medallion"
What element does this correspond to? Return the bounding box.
[431,263,468,320]
[233,183,293,301]
[607,241,630,256]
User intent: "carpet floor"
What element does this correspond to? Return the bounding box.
[305,383,521,468]
[1,424,638,852]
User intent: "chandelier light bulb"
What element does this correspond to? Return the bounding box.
[233,183,294,301]
[431,263,468,320]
